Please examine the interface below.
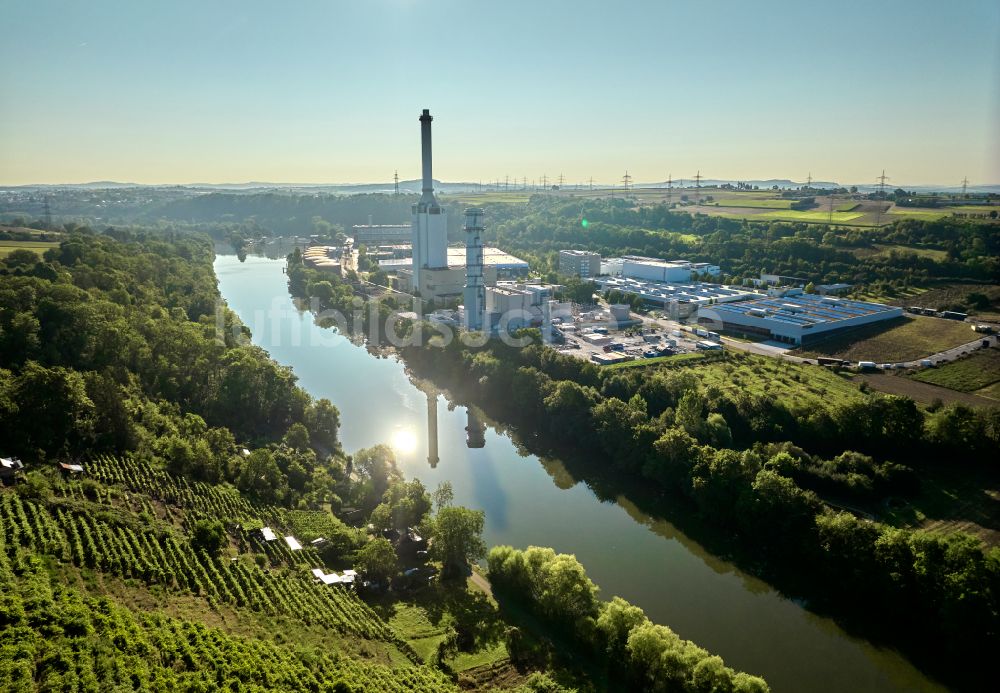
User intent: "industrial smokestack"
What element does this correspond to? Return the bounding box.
[419,109,435,205]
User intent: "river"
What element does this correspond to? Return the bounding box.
[214,252,945,693]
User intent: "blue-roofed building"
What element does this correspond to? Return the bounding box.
[700,290,903,345]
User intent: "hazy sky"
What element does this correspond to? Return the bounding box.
[2,0,998,186]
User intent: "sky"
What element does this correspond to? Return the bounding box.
[1,0,999,187]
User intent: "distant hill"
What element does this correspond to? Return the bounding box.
[5,179,999,195]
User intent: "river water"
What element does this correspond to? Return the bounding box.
[214,252,944,693]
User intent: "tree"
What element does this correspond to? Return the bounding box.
[305,398,340,452]
[8,361,95,457]
[430,506,486,578]
[432,481,454,512]
[191,519,227,555]
[355,537,397,584]
[236,449,285,504]
[353,445,400,508]
[599,596,649,647]
[2,249,40,269]
[283,422,310,451]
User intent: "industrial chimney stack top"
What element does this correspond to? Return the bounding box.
[419,109,437,207]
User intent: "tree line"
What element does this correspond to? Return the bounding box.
[397,331,999,688]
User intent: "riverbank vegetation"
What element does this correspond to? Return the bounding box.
[391,326,998,689]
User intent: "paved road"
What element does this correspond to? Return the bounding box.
[897,334,997,368]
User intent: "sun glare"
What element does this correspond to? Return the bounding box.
[390,427,417,454]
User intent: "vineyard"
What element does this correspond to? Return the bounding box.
[0,455,463,692]
[0,533,456,692]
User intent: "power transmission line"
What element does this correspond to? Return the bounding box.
[558,173,564,189]
[393,170,399,196]
[876,169,889,197]
[622,170,632,193]
[961,176,969,198]
[666,174,673,206]
[694,171,702,202]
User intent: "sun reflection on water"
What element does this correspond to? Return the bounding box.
[390,427,417,454]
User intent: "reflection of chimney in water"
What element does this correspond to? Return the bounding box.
[426,391,439,468]
[465,409,486,449]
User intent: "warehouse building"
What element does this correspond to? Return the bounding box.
[702,291,903,345]
[596,276,755,318]
[624,257,721,281]
[558,250,601,278]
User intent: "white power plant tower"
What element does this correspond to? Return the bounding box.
[411,109,448,289]
[463,207,486,331]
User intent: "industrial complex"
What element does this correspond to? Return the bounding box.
[305,109,910,357]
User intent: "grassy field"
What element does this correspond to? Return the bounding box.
[379,580,508,672]
[911,349,1000,392]
[682,352,862,412]
[0,239,59,258]
[888,208,949,220]
[975,381,1000,401]
[714,198,793,209]
[799,316,975,362]
[835,202,860,212]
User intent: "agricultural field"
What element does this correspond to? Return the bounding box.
[887,208,950,220]
[755,209,865,223]
[855,373,997,408]
[799,316,976,363]
[0,239,58,258]
[0,457,464,692]
[714,198,793,209]
[911,348,1000,392]
[441,192,533,206]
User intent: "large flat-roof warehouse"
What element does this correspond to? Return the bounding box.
[703,290,903,345]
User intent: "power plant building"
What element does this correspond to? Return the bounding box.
[352,224,412,245]
[410,109,449,292]
[463,208,486,331]
[393,108,528,301]
[558,250,601,278]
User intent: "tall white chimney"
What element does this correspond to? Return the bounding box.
[411,108,448,293]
